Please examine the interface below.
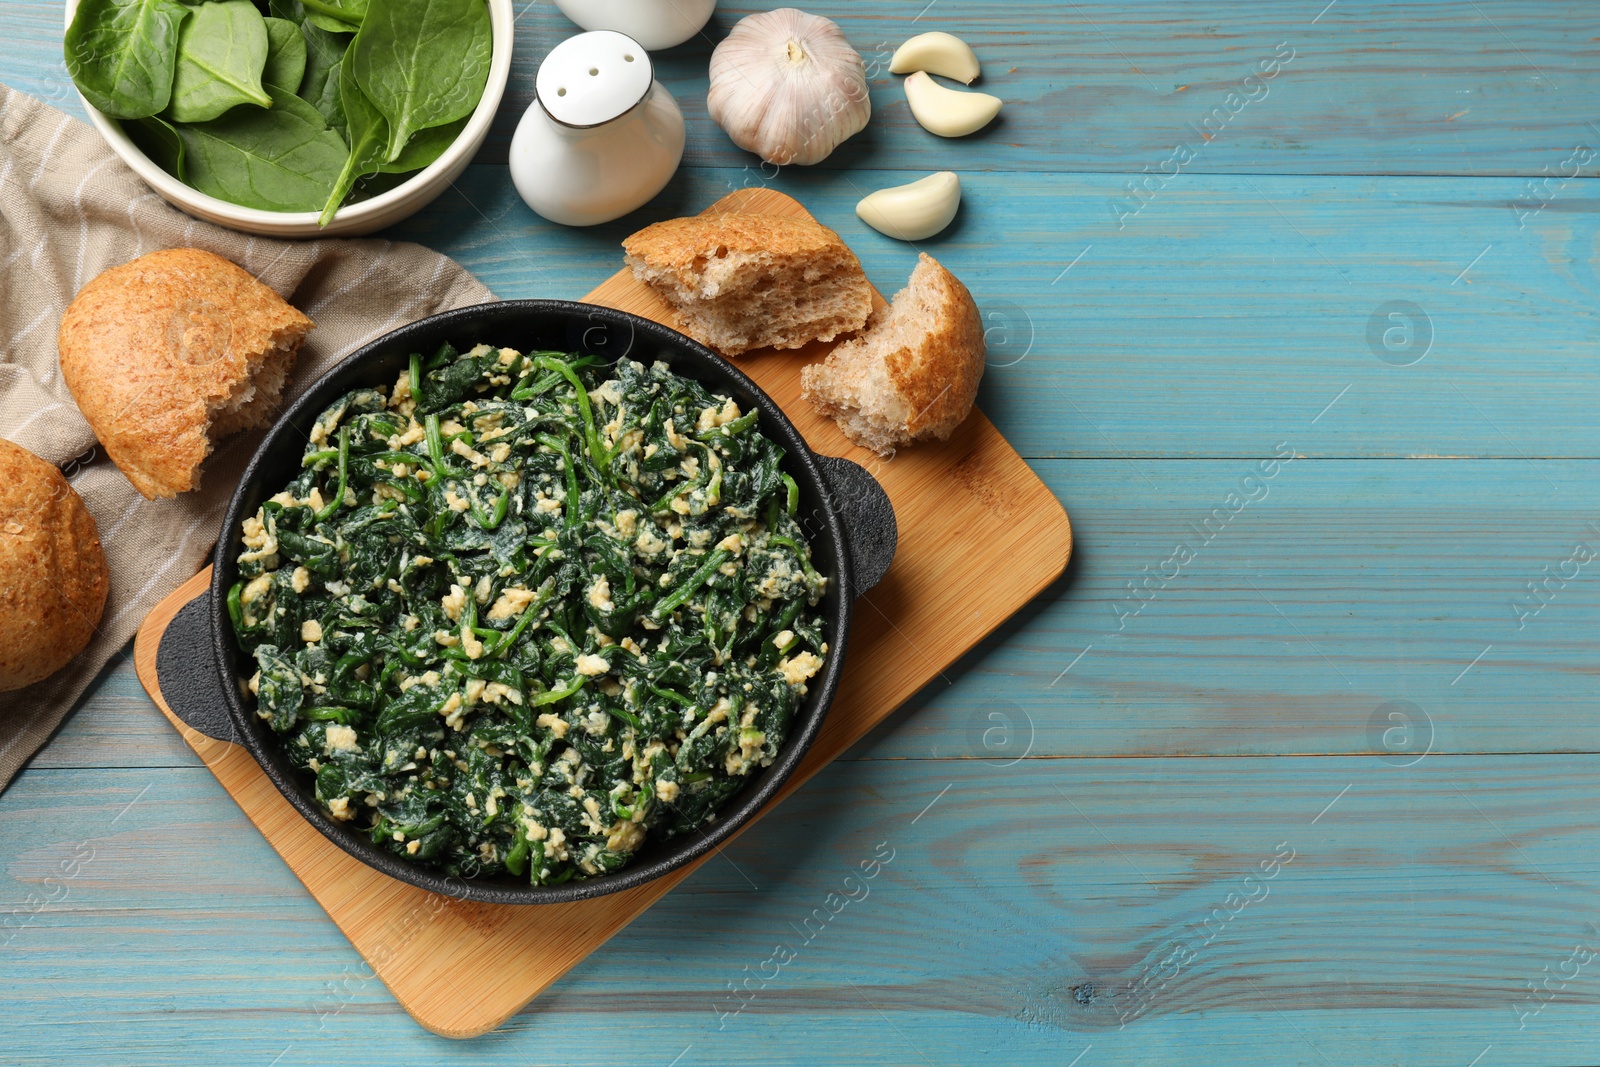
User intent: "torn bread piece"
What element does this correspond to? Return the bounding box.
[801,252,984,456]
[57,248,312,499]
[623,212,872,356]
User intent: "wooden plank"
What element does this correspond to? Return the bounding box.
[124,188,1070,1037]
[388,165,1600,461]
[864,456,1600,760]
[6,758,1600,1066]
[14,0,1600,176]
[25,657,201,770]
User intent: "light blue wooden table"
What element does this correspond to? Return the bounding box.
[5,2,1600,1064]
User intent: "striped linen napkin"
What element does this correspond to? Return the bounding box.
[0,84,495,790]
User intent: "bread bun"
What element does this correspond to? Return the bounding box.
[0,440,109,692]
[623,213,872,356]
[801,253,985,456]
[58,248,313,499]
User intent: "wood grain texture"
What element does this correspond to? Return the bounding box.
[7,757,1600,1067]
[124,187,1070,1038]
[6,0,1600,1062]
[25,657,201,769]
[871,456,1600,760]
[381,164,1600,461]
[13,0,1600,176]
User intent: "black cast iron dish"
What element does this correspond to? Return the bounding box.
[155,300,897,905]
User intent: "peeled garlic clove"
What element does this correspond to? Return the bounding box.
[856,172,962,241]
[707,9,872,166]
[889,32,980,84]
[903,71,1002,138]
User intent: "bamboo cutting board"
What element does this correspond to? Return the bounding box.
[133,188,1072,1038]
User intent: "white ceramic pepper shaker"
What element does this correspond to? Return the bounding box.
[509,30,685,227]
[550,0,717,51]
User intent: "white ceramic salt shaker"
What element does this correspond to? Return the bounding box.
[550,0,716,51]
[510,30,686,227]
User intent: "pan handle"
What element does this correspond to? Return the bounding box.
[814,454,898,595]
[156,593,238,743]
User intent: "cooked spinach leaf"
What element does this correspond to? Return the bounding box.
[63,0,189,119]
[232,347,829,884]
[174,86,347,211]
[165,0,273,123]
[350,0,490,163]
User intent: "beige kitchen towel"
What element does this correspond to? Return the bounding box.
[0,84,496,791]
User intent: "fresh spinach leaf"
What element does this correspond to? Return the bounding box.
[261,16,307,92]
[303,53,347,138]
[377,114,467,173]
[296,27,350,134]
[350,0,490,163]
[125,114,186,178]
[306,55,346,135]
[304,9,361,33]
[166,0,273,123]
[301,0,368,29]
[321,66,466,224]
[75,0,480,219]
[268,0,353,136]
[63,0,190,119]
[318,57,388,224]
[349,168,411,198]
[175,86,348,211]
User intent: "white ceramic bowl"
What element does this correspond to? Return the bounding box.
[63,0,513,237]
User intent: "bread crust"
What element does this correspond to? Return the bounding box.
[57,248,312,499]
[0,439,110,692]
[890,254,985,440]
[801,253,985,455]
[623,213,851,279]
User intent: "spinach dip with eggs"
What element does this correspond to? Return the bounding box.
[229,344,828,884]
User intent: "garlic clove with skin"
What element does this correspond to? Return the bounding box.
[707,8,871,166]
[889,31,980,84]
[856,172,962,241]
[903,70,1002,138]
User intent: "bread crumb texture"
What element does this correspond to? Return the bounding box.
[801,253,985,456]
[623,213,872,356]
[0,439,109,691]
[57,248,313,499]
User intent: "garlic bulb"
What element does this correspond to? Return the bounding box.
[707,8,871,166]
[903,70,1002,138]
[857,172,961,240]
